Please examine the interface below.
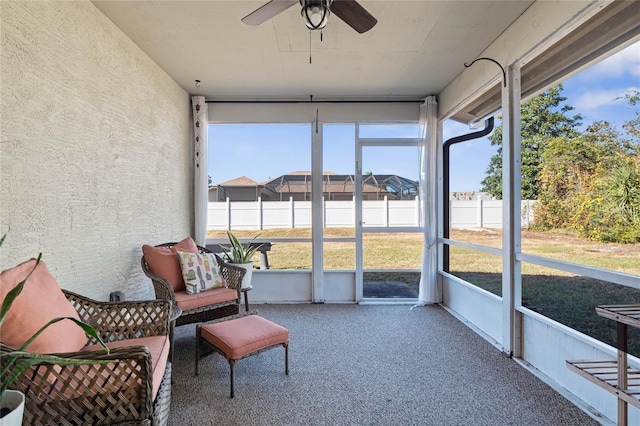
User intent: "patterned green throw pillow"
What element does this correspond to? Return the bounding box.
[177,251,226,294]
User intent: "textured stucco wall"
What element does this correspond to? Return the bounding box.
[1,1,191,300]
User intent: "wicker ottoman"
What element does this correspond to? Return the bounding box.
[195,311,289,398]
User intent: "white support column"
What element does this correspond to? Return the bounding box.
[436,120,444,277]
[311,124,324,303]
[225,197,231,231]
[501,65,522,357]
[355,125,363,303]
[257,197,263,230]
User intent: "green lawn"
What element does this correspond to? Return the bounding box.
[444,229,640,355]
[209,227,640,355]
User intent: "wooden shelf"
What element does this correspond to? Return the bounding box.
[566,304,640,425]
[567,360,640,409]
[596,305,640,329]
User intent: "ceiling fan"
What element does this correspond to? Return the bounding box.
[242,0,377,34]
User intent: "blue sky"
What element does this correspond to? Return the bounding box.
[209,41,639,192]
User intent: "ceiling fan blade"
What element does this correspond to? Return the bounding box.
[330,0,377,33]
[241,0,298,26]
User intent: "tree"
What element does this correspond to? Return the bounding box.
[535,122,623,229]
[622,90,640,142]
[480,85,582,199]
[578,154,640,243]
[606,157,640,221]
[535,121,640,242]
[208,175,213,187]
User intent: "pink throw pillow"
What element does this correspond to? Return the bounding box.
[142,237,199,292]
[0,259,88,354]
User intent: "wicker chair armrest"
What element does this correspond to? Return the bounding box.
[2,343,155,424]
[214,254,245,299]
[64,290,170,343]
[140,255,177,304]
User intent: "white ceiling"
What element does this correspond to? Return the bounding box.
[92,1,534,101]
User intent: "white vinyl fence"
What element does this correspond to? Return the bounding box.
[208,197,536,230]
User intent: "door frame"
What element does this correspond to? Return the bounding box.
[355,125,424,302]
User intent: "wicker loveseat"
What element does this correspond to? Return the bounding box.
[141,239,246,326]
[0,259,171,426]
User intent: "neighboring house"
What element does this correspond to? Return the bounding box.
[209,176,262,202]
[208,186,217,202]
[209,171,419,202]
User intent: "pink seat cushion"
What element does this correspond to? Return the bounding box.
[201,316,289,360]
[174,287,238,312]
[142,237,199,292]
[0,259,87,353]
[83,335,169,401]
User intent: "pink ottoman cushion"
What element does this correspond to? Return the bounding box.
[201,315,289,360]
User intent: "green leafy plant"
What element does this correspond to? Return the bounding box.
[0,233,109,411]
[219,231,263,264]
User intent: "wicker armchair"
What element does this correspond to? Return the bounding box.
[141,242,246,326]
[1,290,172,426]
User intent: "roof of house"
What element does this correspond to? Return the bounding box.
[287,171,338,176]
[232,172,419,197]
[216,176,260,186]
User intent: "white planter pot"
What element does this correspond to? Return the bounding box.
[0,390,25,426]
[229,262,254,290]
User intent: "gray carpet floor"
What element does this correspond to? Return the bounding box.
[168,304,598,426]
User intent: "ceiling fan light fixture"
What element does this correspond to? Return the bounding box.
[242,0,376,34]
[301,0,331,30]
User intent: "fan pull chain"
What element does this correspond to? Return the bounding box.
[309,30,312,64]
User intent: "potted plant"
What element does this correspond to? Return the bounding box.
[219,232,263,290]
[0,234,108,425]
